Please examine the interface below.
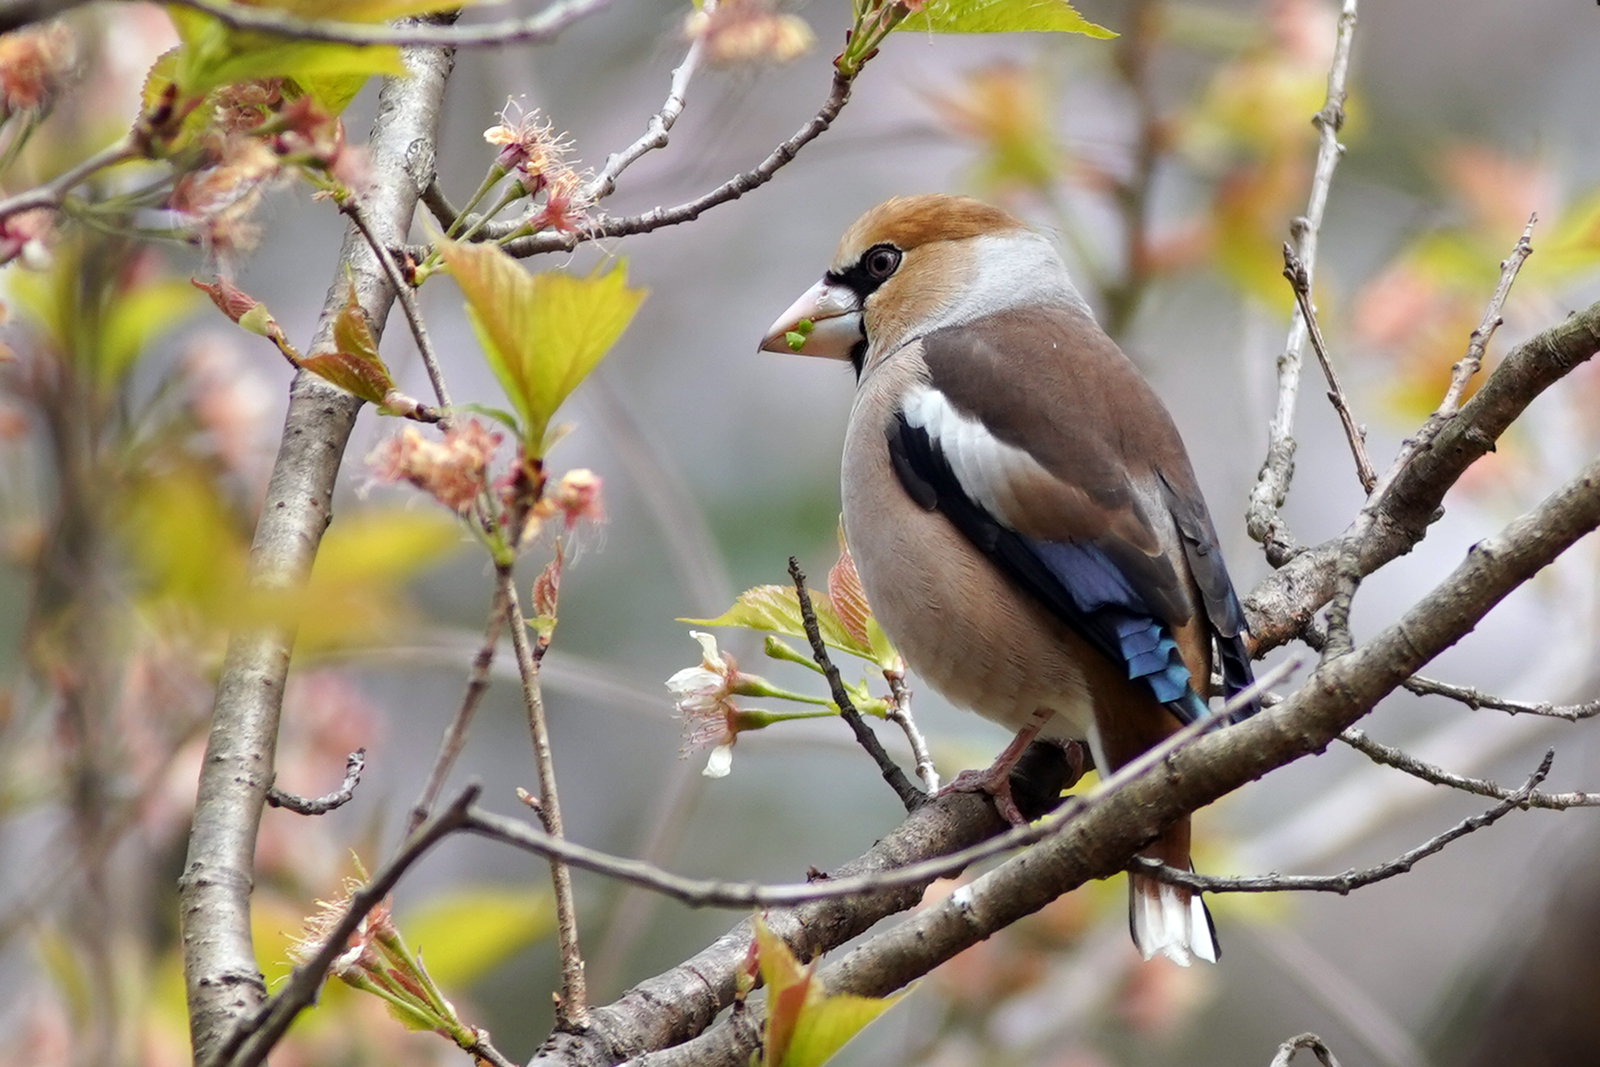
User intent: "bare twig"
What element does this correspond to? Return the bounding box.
[1340,728,1600,808]
[0,133,137,225]
[788,557,924,811]
[1437,214,1537,415]
[1243,298,1600,654]
[1246,0,1360,561]
[163,0,613,48]
[502,571,588,1030]
[1133,750,1552,894]
[462,657,1303,912]
[346,200,454,416]
[583,10,707,205]
[1400,672,1600,720]
[266,749,366,815]
[884,668,938,791]
[464,1031,520,1067]
[503,74,854,258]
[406,581,513,836]
[1283,244,1376,493]
[1271,1033,1344,1067]
[204,787,480,1067]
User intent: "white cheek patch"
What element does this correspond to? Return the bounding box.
[908,232,1094,340]
[900,385,1050,531]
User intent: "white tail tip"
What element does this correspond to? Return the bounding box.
[1129,875,1218,966]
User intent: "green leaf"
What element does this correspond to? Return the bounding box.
[780,990,900,1067]
[436,237,646,452]
[289,72,369,115]
[400,889,554,989]
[298,285,398,406]
[753,917,901,1067]
[897,0,1114,37]
[681,585,873,662]
[164,13,404,98]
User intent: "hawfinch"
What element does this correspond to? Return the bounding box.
[759,195,1258,966]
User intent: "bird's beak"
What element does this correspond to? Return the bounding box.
[758,278,863,360]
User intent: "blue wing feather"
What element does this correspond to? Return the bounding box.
[888,411,1214,727]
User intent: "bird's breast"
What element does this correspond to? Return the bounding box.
[841,351,1099,740]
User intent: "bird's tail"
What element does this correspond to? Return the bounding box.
[1128,820,1217,966]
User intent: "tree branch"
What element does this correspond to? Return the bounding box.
[1399,673,1600,720]
[178,28,457,1064]
[788,557,924,811]
[265,749,365,815]
[1271,1033,1344,1067]
[163,0,612,48]
[1242,298,1600,653]
[638,450,1600,1067]
[1340,728,1600,808]
[502,74,853,258]
[206,787,481,1067]
[1283,243,1375,493]
[1246,0,1360,562]
[1133,749,1551,892]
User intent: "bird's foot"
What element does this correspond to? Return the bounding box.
[938,765,1030,826]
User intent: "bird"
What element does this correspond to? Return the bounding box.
[758,194,1258,966]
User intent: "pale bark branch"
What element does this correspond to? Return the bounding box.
[163,0,611,48]
[178,30,457,1065]
[1246,0,1360,561]
[265,749,366,816]
[1340,728,1600,808]
[634,450,1600,1067]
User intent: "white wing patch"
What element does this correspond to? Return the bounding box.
[900,384,1048,530]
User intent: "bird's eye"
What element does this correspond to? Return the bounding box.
[863,244,901,280]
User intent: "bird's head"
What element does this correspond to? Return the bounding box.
[759,194,1090,377]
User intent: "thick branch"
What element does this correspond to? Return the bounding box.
[1243,299,1600,652]
[639,452,1600,1067]
[178,32,456,1065]
[164,0,610,47]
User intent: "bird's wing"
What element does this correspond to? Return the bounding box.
[886,310,1226,724]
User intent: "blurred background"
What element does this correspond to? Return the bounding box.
[2,0,1600,1065]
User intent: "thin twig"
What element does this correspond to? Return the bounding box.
[464,1031,520,1067]
[1283,244,1376,493]
[204,787,481,1067]
[502,571,588,1030]
[1322,220,1541,659]
[502,74,854,258]
[461,657,1304,912]
[1134,750,1552,894]
[163,0,613,48]
[406,581,513,836]
[1271,1033,1344,1067]
[583,8,706,205]
[266,749,366,815]
[1246,0,1359,561]
[1340,728,1600,808]
[884,668,937,791]
[1401,672,1600,720]
[788,557,924,811]
[0,132,138,224]
[346,200,454,416]
[1437,214,1537,415]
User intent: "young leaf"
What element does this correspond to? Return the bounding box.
[897,0,1114,38]
[753,917,902,1067]
[681,584,871,661]
[298,286,400,407]
[435,237,646,452]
